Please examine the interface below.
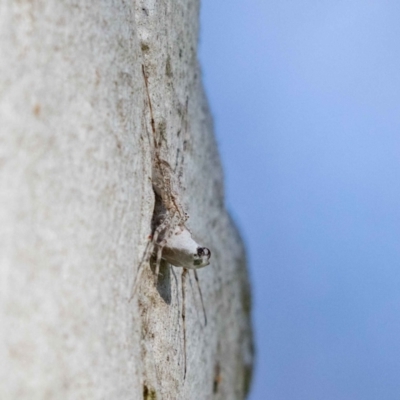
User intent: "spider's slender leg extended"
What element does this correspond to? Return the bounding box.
[193,270,207,326]
[181,268,188,380]
[154,245,163,285]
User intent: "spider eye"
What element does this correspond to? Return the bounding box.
[197,247,211,258]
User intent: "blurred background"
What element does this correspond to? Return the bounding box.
[199,1,400,399]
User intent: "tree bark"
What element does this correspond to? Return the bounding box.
[0,1,253,399]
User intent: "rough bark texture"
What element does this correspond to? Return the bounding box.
[0,1,253,399]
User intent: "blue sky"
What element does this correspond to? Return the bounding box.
[199,1,400,399]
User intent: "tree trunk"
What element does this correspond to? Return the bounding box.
[0,1,253,399]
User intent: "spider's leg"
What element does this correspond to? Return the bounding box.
[154,244,163,285]
[129,239,154,301]
[129,213,170,301]
[193,270,207,326]
[171,266,181,329]
[181,268,188,380]
[176,97,189,186]
[152,213,169,244]
[142,64,156,139]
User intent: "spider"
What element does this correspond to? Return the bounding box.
[130,64,211,379]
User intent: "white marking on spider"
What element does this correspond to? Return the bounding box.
[162,225,211,269]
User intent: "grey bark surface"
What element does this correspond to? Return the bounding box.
[0,1,253,399]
